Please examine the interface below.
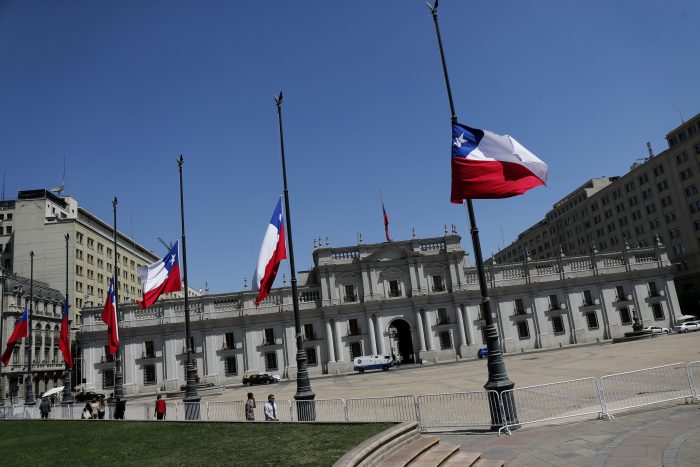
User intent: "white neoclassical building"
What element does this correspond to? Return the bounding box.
[79,232,681,395]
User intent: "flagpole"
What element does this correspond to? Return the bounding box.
[62,233,74,404]
[178,155,201,420]
[0,267,5,407]
[275,92,316,421]
[112,197,125,403]
[24,251,36,405]
[428,0,518,429]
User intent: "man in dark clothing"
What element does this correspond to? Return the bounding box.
[39,398,51,419]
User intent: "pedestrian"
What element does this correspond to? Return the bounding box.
[81,402,93,420]
[154,394,167,420]
[113,397,125,420]
[97,394,106,419]
[245,392,256,421]
[39,397,51,420]
[90,396,100,420]
[264,394,278,421]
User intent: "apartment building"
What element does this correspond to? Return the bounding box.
[493,113,700,313]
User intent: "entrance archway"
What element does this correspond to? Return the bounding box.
[388,319,415,364]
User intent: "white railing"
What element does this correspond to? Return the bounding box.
[416,391,497,430]
[499,377,606,434]
[291,399,346,422]
[689,361,700,401]
[345,395,417,422]
[599,363,694,413]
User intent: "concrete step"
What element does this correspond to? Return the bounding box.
[376,436,439,467]
[440,450,482,467]
[407,442,459,467]
[472,459,505,467]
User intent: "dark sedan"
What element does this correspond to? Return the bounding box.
[74,391,105,402]
[242,373,277,386]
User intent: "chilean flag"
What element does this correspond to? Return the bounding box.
[137,241,182,309]
[451,122,548,202]
[1,308,28,366]
[253,196,287,307]
[101,277,119,356]
[59,301,73,368]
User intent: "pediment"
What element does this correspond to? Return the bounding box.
[364,243,416,262]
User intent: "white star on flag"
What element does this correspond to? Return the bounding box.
[453,133,467,147]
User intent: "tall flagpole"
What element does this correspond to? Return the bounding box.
[24,251,36,405]
[275,92,316,421]
[0,266,5,406]
[428,0,518,429]
[112,198,125,402]
[61,233,74,405]
[178,155,201,420]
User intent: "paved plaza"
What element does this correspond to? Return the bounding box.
[195,332,700,402]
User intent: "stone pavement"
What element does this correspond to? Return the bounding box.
[435,402,700,466]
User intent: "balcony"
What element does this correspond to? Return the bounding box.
[347,328,362,337]
[343,294,358,303]
[303,334,317,341]
[262,340,276,346]
[514,308,527,316]
[433,285,445,292]
[388,290,401,298]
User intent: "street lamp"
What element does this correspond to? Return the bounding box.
[24,251,36,405]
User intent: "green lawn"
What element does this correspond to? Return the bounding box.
[0,421,393,466]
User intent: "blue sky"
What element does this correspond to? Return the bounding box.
[1,1,699,293]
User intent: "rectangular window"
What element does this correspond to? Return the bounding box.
[514,298,525,314]
[350,342,362,359]
[303,323,315,341]
[586,312,599,330]
[616,286,626,301]
[439,331,453,349]
[685,184,698,197]
[516,321,530,339]
[619,307,632,325]
[648,282,658,297]
[143,364,156,385]
[264,328,275,345]
[306,347,318,366]
[552,316,565,335]
[436,308,449,324]
[144,341,155,358]
[583,290,593,306]
[103,368,115,389]
[652,303,664,320]
[348,319,359,336]
[388,280,400,297]
[432,275,444,292]
[343,284,357,302]
[225,356,238,376]
[264,351,278,371]
[548,294,559,310]
[225,332,235,350]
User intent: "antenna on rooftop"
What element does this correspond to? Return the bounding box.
[646,142,654,159]
[50,156,67,195]
[675,106,685,124]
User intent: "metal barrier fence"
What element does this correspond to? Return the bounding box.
[291,399,346,422]
[345,395,417,422]
[499,377,605,434]
[416,391,497,430]
[688,361,700,401]
[599,363,693,413]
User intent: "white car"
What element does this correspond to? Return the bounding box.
[674,321,700,333]
[643,326,669,335]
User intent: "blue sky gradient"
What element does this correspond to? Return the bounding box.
[1,1,699,292]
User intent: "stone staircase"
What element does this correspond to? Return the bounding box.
[333,422,504,467]
[375,435,504,467]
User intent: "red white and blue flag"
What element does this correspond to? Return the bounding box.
[1,307,28,366]
[253,196,287,306]
[451,122,548,202]
[59,301,72,368]
[137,241,182,309]
[101,276,119,356]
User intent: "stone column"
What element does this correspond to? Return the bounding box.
[334,319,344,361]
[464,306,474,345]
[456,304,467,346]
[376,315,386,355]
[325,320,335,362]
[367,315,377,355]
[415,310,426,351]
[423,310,434,351]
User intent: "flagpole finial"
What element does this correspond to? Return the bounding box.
[274,92,283,108]
[426,0,438,15]
[112,197,117,208]
[177,155,184,167]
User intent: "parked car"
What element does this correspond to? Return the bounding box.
[353,355,394,373]
[674,321,700,333]
[643,326,669,335]
[74,391,105,402]
[477,347,489,359]
[242,373,278,385]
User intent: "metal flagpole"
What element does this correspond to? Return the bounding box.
[275,92,316,421]
[61,234,74,405]
[427,0,518,429]
[178,155,201,420]
[112,198,125,404]
[0,267,5,407]
[24,251,36,405]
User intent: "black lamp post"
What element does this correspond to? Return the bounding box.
[24,251,36,405]
[112,198,125,401]
[178,156,201,420]
[61,233,74,405]
[275,93,315,420]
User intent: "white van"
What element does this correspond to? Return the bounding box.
[353,355,394,373]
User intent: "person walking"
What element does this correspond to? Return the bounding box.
[245,393,256,421]
[264,394,279,421]
[155,394,167,420]
[39,397,51,420]
[97,395,107,420]
[81,402,93,419]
